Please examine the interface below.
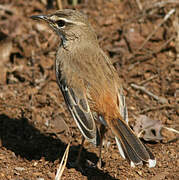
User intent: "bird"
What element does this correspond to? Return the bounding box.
[31,9,156,168]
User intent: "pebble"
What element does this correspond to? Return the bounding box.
[14,167,25,171]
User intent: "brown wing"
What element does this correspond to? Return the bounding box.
[56,69,100,146]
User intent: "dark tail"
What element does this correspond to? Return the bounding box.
[109,118,156,168]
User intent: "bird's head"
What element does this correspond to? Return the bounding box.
[31,9,97,46]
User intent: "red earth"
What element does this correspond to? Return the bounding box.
[0,0,178,179]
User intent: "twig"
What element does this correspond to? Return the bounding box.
[146,0,179,10]
[128,34,176,70]
[136,0,143,11]
[173,6,179,60]
[140,104,174,113]
[131,83,168,104]
[57,0,63,10]
[122,1,178,27]
[163,127,179,134]
[138,74,158,85]
[138,8,176,50]
[55,142,70,180]
[127,74,158,91]
[72,0,78,6]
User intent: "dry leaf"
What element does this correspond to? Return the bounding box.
[133,115,163,142]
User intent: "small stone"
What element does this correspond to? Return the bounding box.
[14,167,25,171]
[33,162,38,166]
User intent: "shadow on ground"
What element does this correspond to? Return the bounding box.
[0,114,117,180]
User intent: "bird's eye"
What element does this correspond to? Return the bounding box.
[56,20,66,28]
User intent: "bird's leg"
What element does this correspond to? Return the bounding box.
[75,136,85,166]
[97,124,106,169]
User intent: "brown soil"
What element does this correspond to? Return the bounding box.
[0,0,178,179]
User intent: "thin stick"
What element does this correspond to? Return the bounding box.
[55,142,70,180]
[131,83,168,104]
[138,8,175,50]
[147,0,179,10]
[140,104,174,113]
[138,74,158,85]
[121,1,178,27]
[136,0,143,11]
[72,0,78,6]
[127,75,159,105]
[57,0,63,10]
[173,7,179,60]
[163,127,179,134]
[128,35,176,70]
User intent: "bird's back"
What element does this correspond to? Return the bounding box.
[57,42,122,121]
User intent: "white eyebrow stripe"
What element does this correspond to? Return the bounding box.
[51,16,85,26]
[60,18,85,26]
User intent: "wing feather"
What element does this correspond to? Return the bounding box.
[56,70,99,146]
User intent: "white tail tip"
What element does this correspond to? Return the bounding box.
[148,159,156,168]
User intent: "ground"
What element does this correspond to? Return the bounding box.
[0,0,178,179]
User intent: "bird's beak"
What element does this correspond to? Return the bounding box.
[30,15,48,21]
